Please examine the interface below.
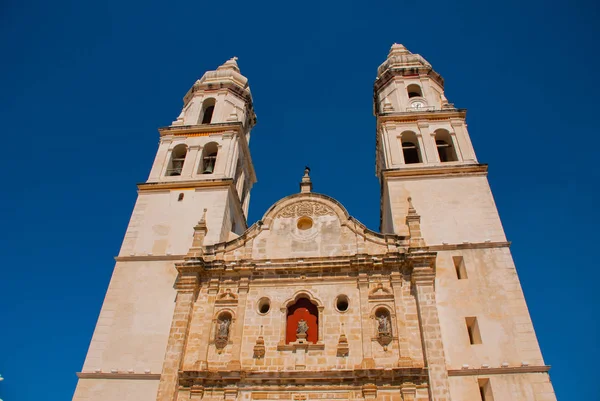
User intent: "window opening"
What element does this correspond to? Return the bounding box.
[406,84,423,98]
[453,256,468,279]
[335,295,349,312]
[167,145,187,176]
[178,193,184,201]
[401,131,421,164]
[199,98,216,124]
[402,141,421,164]
[466,317,482,344]
[435,130,458,162]
[478,379,494,401]
[200,142,218,174]
[201,105,214,124]
[258,298,271,314]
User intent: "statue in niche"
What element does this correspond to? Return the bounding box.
[218,318,231,337]
[214,316,231,350]
[296,318,309,341]
[376,313,393,349]
[297,319,309,335]
[377,314,391,335]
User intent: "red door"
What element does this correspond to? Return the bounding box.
[286,298,318,344]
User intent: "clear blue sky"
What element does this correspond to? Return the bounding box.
[1,0,598,399]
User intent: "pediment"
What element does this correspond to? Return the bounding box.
[203,193,408,262]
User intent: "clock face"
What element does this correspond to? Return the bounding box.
[412,101,424,109]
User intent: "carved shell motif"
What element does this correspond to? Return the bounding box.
[278,201,335,218]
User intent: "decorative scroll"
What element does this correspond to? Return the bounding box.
[278,201,335,218]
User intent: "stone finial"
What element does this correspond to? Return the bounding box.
[388,43,409,57]
[407,197,417,215]
[337,324,350,357]
[186,209,208,258]
[253,335,266,359]
[300,166,312,193]
[217,56,240,72]
[406,198,425,248]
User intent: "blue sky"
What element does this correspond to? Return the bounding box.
[0,0,598,399]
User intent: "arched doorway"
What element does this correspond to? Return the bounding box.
[286,298,318,344]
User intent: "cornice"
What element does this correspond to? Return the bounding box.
[428,241,510,251]
[115,254,185,262]
[158,122,243,137]
[447,365,550,376]
[374,67,444,94]
[376,109,466,124]
[179,367,428,387]
[137,178,234,192]
[77,372,161,380]
[381,164,488,180]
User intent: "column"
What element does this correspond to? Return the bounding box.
[390,272,412,367]
[183,145,201,178]
[214,134,232,177]
[358,273,374,367]
[156,270,199,401]
[416,122,434,163]
[412,263,451,401]
[149,139,172,181]
[450,119,476,162]
[400,383,416,401]
[196,278,219,368]
[227,275,250,370]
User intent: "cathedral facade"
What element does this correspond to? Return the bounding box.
[73,45,557,401]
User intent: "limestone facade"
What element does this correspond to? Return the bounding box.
[73,47,557,401]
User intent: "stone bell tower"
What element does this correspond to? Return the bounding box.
[374,44,557,400]
[72,57,257,400]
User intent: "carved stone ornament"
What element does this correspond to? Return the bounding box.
[253,336,266,359]
[376,314,393,349]
[214,318,231,350]
[337,333,350,357]
[278,201,335,218]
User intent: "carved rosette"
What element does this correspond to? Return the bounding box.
[278,201,335,218]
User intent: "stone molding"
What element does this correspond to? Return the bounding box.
[381,163,488,180]
[448,365,550,376]
[76,372,161,380]
[178,367,428,387]
[111,241,510,263]
[158,122,243,137]
[114,255,185,262]
[137,177,235,192]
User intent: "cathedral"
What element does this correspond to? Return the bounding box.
[73,44,557,401]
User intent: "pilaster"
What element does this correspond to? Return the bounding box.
[411,262,451,401]
[358,273,374,367]
[227,274,250,370]
[390,271,412,367]
[450,119,476,162]
[416,122,433,163]
[156,269,199,401]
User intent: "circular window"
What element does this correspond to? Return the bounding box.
[258,297,271,314]
[335,295,349,312]
[297,216,313,230]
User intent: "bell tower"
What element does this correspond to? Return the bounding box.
[375,44,492,242]
[374,45,556,400]
[128,56,257,253]
[73,57,257,401]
